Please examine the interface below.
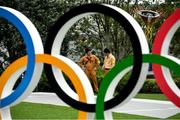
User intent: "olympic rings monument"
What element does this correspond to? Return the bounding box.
[0,3,180,120]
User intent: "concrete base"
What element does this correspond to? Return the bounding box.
[23,92,180,119]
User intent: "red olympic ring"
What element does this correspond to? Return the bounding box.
[152,8,180,107]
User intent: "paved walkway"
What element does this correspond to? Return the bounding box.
[23,92,180,119]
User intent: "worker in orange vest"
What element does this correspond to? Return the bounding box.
[79,48,100,93]
[102,48,116,75]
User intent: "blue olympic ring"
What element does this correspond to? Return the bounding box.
[0,7,35,108]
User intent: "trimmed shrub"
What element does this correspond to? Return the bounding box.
[140,80,161,93]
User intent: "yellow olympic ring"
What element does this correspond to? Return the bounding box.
[0,54,87,119]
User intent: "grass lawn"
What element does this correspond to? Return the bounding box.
[11,93,180,119]
[135,93,168,101]
[11,102,78,119]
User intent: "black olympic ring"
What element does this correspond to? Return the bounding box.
[45,3,143,112]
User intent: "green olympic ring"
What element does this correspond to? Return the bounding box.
[96,54,180,119]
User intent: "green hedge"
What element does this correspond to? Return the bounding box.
[174,77,180,89]
[36,71,53,92]
[97,69,180,94]
[140,77,180,93]
[140,80,161,93]
[36,69,180,93]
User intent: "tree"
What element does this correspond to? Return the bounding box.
[62,0,134,63]
[0,0,179,92]
[0,0,65,91]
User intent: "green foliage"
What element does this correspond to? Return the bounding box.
[37,71,53,92]
[105,73,180,94]
[115,72,132,94]
[96,68,105,85]
[173,76,180,89]
[140,80,161,93]
[140,77,180,93]
[0,0,66,91]
[1,0,180,92]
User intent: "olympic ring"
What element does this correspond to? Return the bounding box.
[96,54,180,119]
[152,8,180,107]
[0,6,43,108]
[0,54,91,119]
[45,3,149,112]
[95,8,180,119]
[0,6,93,120]
[0,3,179,120]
